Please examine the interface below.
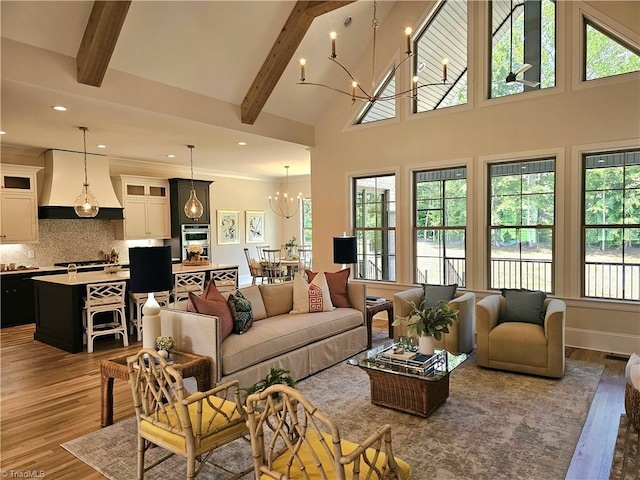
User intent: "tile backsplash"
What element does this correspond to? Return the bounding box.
[0,219,163,267]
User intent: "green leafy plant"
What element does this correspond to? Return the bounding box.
[241,368,297,403]
[392,300,458,340]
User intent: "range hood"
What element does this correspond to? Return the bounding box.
[38,150,124,219]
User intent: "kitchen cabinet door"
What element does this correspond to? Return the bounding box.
[123,198,148,238]
[0,194,38,243]
[146,198,171,238]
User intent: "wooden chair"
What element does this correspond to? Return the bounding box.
[255,245,269,261]
[173,272,206,302]
[262,249,286,283]
[209,268,238,293]
[297,247,313,274]
[245,384,411,479]
[83,281,128,353]
[127,349,251,480]
[129,291,171,341]
[244,248,267,285]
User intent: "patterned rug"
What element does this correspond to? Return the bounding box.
[62,354,604,480]
[609,415,639,480]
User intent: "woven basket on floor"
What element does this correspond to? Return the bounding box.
[625,383,640,431]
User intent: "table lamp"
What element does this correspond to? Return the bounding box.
[333,233,357,271]
[129,246,173,350]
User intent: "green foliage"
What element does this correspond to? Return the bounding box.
[392,300,459,341]
[241,368,297,403]
[586,24,640,80]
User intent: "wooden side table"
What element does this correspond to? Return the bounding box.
[365,299,394,348]
[100,350,210,427]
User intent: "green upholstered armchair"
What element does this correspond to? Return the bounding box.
[476,295,566,378]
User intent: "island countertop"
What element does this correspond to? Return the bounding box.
[31,263,239,286]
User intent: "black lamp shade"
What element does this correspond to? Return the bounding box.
[129,246,173,293]
[333,236,357,264]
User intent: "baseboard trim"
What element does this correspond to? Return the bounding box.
[566,327,640,356]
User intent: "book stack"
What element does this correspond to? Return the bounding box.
[375,344,445,375]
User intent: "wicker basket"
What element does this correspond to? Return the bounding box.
[625,383,640,431]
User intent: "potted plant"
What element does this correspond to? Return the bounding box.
[392,300,459,355]
[241,368,297,404]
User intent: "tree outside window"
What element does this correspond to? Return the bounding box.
[489,159,555,292]
[353,175,396,281]
[583,151,640,301]
[584,20,640,81]
[414,167,467,286]
[301,197,312,245]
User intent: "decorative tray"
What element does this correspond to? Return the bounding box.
[182,260,210,266]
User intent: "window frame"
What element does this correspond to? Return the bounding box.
[581,149,640,301]
[413,166,468,286]
[300,196,312,246]
[487,157,557,293]
[352,173,397,282]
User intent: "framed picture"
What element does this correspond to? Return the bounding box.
[245,210,265,243]
[217,210,240,245]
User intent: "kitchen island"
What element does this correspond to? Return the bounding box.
[32,263,238,353]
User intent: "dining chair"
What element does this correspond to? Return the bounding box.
[83,281,128,353]
[262,249,286,283]
[255,245,269,261]
[243,248,267,285]
[127,348,251,479]
[245,384,411,479]
[173,272,206,302]
[297,247,313,273]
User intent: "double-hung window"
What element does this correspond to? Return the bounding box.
[353,175,396,281]
[414,167,467,286]
[583,150,640,301]
[489,159,555,292]
[301,197,312,246]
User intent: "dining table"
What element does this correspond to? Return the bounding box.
[31,263,238,353]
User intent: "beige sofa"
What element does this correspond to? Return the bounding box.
[392,288,476,354]
[160,281,368,389]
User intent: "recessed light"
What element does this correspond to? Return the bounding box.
[166,154,176,158]
[51,105,68,111]
[237,141,247,146]
[96,144,107,149]
[0,131,5,135]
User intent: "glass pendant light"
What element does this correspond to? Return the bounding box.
[184,145,204,220]
[74,126,99,218]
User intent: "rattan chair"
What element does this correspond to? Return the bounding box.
[173,272,206,302]
[127,348,251,480]
[245,384,411,479]
[129,291,171,341]
[83,281,128,353]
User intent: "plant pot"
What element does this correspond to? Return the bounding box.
[419,335,435,355]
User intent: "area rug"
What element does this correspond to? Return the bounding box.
[62,356,603,480]
[609,415,639,480]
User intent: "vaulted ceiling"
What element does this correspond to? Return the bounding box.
[1,1,397,179]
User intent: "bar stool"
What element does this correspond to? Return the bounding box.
[209,268,238,293]
[173,271,206,302]
[83,281,128,353]
[128,290,170,341]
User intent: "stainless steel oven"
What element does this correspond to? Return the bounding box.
[181,224,211,261]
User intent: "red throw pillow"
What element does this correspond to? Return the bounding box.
[306,268,351,308]
[187,291,234,341]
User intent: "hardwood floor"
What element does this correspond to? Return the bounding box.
[0,322,628,479]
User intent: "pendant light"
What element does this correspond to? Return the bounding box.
[184,145,204,220]
[73,126,99,218]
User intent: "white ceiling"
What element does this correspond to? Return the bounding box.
[0,1,396,179]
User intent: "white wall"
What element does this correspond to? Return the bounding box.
[309,1,640,354]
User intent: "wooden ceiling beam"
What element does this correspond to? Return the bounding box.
[241,0,355,125]
[77,1,131,87]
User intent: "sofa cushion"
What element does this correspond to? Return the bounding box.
[306,269,351,308]
[227,291,253,334]
[187,291,234,342]
[239,285,267,320]
[422,283,458,309]
[259,282,294,317]
[221,308,364,376]
[500,288,547,325]
[291,272,334,314]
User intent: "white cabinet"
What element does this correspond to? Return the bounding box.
[0,165,41,244]
[112,175,170,240]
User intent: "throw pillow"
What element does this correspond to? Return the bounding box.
[291,272,334,314]
[306,268,351,308]
[500,288,547,325]
[227,290,254,334]
[187,292,234,341]
[422,283,458,309]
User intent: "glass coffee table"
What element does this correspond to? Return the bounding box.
[349,341,467,418]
